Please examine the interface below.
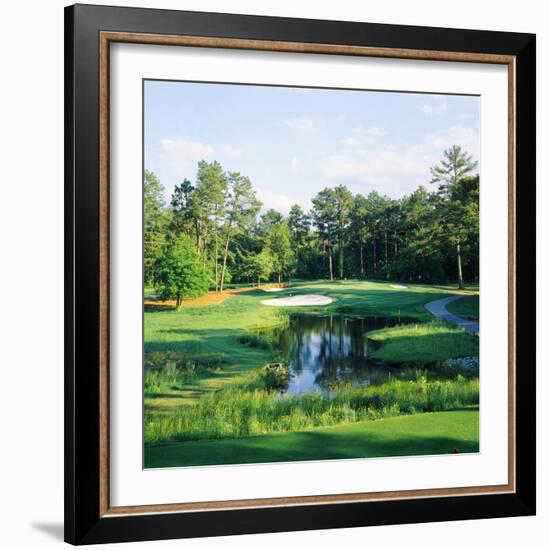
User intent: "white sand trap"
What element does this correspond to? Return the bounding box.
[261,294,333,307]
[263,287,285,292]
[390,284,408,289]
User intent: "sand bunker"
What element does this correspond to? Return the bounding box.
[261,294,333,307]
[390,284,408,289]
[263,287,285,292]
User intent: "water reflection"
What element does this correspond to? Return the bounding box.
[267,314,417,394]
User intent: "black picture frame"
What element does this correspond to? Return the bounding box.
[65,3,536,545]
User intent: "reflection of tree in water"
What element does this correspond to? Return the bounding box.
[271,314,410,392]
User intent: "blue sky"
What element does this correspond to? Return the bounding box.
[144,80,479,213]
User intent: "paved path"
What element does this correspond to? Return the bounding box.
[424,295,479,335]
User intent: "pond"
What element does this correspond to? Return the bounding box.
[267,314,417,394]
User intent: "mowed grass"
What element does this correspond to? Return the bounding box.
[143,279,480,467]
[144,408,479,468]
[283,279,457,320]
[367,321,479,364]
[446,295,479,320]
[143,279,462,411]
[144,292,284,410]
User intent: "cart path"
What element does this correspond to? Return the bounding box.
[424,295,479,335]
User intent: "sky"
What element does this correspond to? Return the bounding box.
[144,80,480,214]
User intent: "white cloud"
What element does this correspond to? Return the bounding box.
[280,115,315,130]
[290,156,298,169]
[416,98,448,118]
[321,123,479,198]
[255,187,303,214]
[342,126,385,147]
[353,125,385,137]
[322,150,429,194]
[159,138,214,172]
[342,136,375,147]
[424,124,479,156]
[342,137,363,147]
[221,144,242,157]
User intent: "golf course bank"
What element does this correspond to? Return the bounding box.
[144,279,479,468]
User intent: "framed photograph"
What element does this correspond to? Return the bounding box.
[65,4,536,545]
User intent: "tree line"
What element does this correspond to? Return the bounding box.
[145,145,478,304]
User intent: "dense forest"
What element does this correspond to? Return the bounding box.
[144,145,479,305]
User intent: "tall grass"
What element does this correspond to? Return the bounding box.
[237,333,275,350]
[144,351,227,394]
[144,373,478,444]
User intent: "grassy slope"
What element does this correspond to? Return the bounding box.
[144,408,479,468]
[367,321,479,364]
[144,292,282,410]
[284,279,457,320]
[144,280,460,410]
[446,295,479,320]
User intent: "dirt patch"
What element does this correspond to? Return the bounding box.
[144,286,253,310]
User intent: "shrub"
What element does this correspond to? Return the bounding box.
[262,363,291,390]
[155,235,210,307]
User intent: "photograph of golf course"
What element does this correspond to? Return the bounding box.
[142,81,480,469]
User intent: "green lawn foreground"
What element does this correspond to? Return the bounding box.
[367,321,479,364]
[144,408,479,468]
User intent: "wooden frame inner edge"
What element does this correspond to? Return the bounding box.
[99,30,111,517]
[98,31,517,517]
[507,57,517,494]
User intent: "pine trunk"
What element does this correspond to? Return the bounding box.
[339,237,344,279]
[456,242,465,290]
[384,231,389,279]
[219,234,231,292]
[372,236,377,277]
[202,235,208,267]
[214,236,219,292]
[194,219,201,254]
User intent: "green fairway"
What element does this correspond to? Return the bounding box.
[144,279,480,465]
[144,279,461,410]
[446,295,479,320]
[277,279,458,320]
[144,408,479,468]
[367,321,479,364]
